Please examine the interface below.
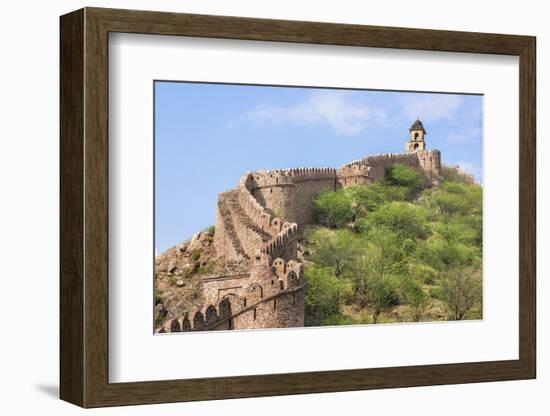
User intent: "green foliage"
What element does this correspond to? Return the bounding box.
[384,164,424,195]
[303,163,483,326]
[321,314,358,326]
[190,249,201,262]
[366,273,399,323]
[361,201,430,241]
[268,208,285,220]
[402,278,429,321]
[429,181,482,216]
[304,228,362,277]
[441,165,474,184]
[154,293,162,305]
[439,267,482,320]
[345,183,409,216]
[416,236,480,270]
[203,225,215,236]
[304,266,351,326]
[407,262,438,285]
[312,190,354,228]
[196,261,216,275]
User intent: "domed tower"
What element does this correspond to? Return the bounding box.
[405,118,427,153]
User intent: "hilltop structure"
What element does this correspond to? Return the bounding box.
[157,120,441,333]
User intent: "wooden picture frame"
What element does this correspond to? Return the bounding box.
[60,7,536,408]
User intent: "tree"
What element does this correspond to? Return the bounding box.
[416,235,480,270]
[346,252,371,308]
[352,243,399,323]
[363,201,429,241]
[430,181,482,216]
[367,273,399,324]
[384,164,424,197]
[304,266,351,326]
[304,228,362,277]
[301,160,484,326]
[344,183,408,218]
[439,267,482,320]
[312,190,353,228]
[402,278,429,322]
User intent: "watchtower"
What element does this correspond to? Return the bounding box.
[405,118,427,153]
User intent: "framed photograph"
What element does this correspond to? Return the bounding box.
[60,7,536,407]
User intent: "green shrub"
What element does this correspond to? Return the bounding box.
[321,313,357,326]
[363,201,429,241]
[303,160,482,326]
[344,183,408,217]
[312,190,354,228]
[304,266,351,326]
[304,228,363,277]
[401,278,428,321]
[416,236,480,270]
[385,164,424,196]
[407,262,439,285]
[439,267,482,320]
[441,165,475,184]
[366,273,399,324]
[203,225,215,236]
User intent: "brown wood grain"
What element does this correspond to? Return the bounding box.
[60,7,536,408]
[59,8,84,407]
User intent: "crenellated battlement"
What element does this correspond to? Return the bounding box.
[261,223,299,260]
[340,150,441,180]
[237,174,287,235]
[336,163,373,188]
[162,120,443,333]
[157,255,305,333]
[246,167,338,189]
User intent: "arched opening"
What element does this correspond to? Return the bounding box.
[170,319,181,333]
[413,143,419,150]
[414,132,419,140]
[219,297,232,318]
[205,305,218,323]
[249,283,263,299]
[193,311,204,330]
[182,316,192,331]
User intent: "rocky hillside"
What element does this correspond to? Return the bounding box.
[154,228,220,327]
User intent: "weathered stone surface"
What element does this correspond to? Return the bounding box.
[157,120,444,333]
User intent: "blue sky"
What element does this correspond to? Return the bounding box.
[155,82,483,253]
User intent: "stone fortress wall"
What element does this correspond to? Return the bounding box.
[343,150,441,181]
[159,255,305,332]
[158,120,441,333]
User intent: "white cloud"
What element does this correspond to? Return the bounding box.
[399,94,463,122]
[448,126,482,143]
[235,91,387,136]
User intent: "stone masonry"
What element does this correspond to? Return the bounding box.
[158,120,441,333]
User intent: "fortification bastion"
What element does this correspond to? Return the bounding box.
[157,119,441,333]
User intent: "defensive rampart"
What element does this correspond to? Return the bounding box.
[158,256,305,332]
[168,135,441,332]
